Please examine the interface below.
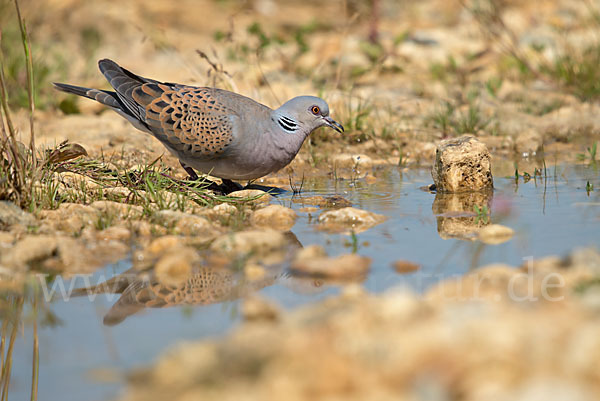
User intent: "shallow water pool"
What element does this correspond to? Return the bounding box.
[9,163,600,401]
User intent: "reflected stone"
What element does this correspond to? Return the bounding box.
[432,190,493,241]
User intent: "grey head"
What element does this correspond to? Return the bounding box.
[271,96,344,138]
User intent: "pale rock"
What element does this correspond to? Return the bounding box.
[364,174,377,184]
[494,380,595,401]
[244,263,266,281]
[379,290,423,321]
[298,206,319,213]
[332,154,373,169]
[0,201,36,229]
[227,189,273,206]
[90,200,143,219]
[411,141,438,162]
[478,224,515,244]
[242,295,280,322]
[1,235,59,269]
[58,215,88,235]
[291,253,371,280]
[432,135,493,192]
[478,135,514,151]
[514,129,543,155]
[175,216,216,238]
[0,232,14,246]
[97,226,131,242]
[294,245,327,261]
[294,195,352,209]
[542,104,600,143]
[155,210,216,238]
[210,229,288,264]
[564,321,600,381]
[39,203,99,235]
[135,235,195,272]
[58,171,101,189]
[579,288,600,312]
[318,207,386,233]
[341,283,366,298]
[103,186,132,199]
[204,203,239,222]
[129,220,154,239]
[392,260,420,273]
[0,234,96,272]
[58,203,99,222]
[125,164,149,174]
[565,247,600,274]
[146,235,185,255]
[46,237,94,272]
[155,247,199,287]
[251,205,297,231]
[211,203,238,216]
[426,264,519,303]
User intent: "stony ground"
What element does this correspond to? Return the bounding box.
[0,0,597,274]
[1,0,600,399]
[121,248,600,401]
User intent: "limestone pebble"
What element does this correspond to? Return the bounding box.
[432,135,493,193]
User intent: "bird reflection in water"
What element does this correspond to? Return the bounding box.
[72,232,323,325]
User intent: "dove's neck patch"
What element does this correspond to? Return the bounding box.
[277,116,298,133]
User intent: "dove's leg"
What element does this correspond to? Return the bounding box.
[179,161,199,181]
[179,160,221,192]
[179,161,242,194]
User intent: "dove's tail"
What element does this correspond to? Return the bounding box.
[53,82,124,109]
[53,59,163,133]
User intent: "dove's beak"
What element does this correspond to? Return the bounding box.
[324,116,344,134]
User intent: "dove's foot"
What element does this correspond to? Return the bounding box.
[221,179,243,194]
[180,162,223,193]
[179,162,246,195]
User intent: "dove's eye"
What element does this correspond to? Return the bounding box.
[311,106,320,115]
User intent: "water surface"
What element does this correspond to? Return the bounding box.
[9,163,600,401]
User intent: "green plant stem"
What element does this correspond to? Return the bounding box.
[0,319,7,383]
[15,0,38,208]
[0,297,23,401]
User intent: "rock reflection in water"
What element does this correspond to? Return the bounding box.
[72,231,322,326]
[432,190,493,241]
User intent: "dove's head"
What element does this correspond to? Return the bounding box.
[274,96,344,136]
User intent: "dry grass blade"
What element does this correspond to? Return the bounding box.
[14,0,36,172]
[0,0,42,208]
